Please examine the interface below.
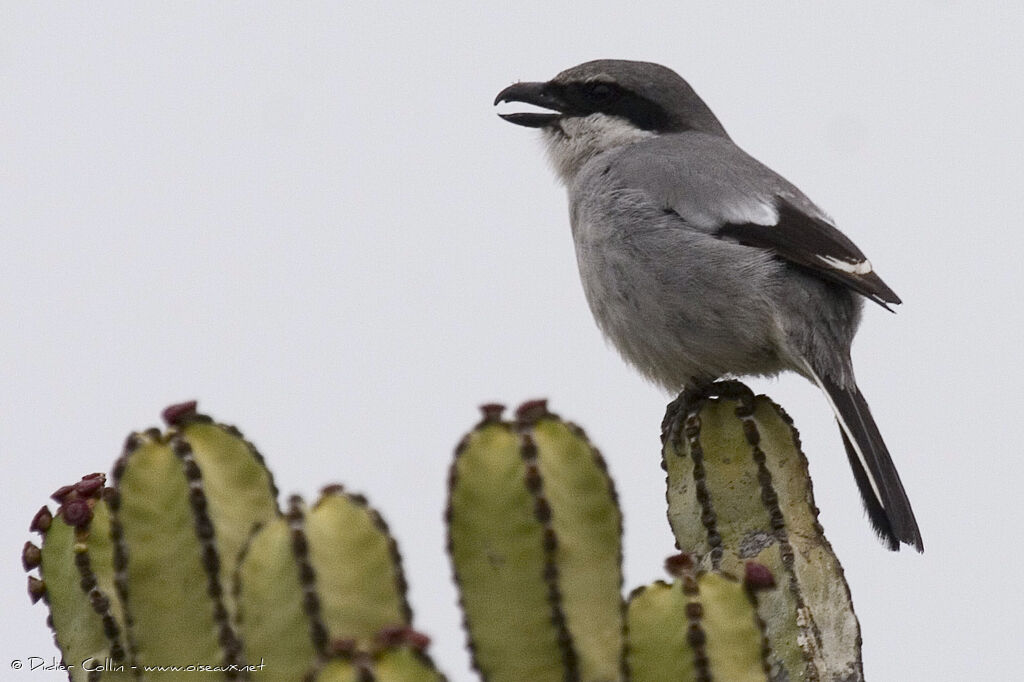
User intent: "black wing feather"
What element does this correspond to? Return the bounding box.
[716,198,901,309]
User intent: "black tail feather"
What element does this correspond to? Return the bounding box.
[819,374,924,552]
[839,429,898,551]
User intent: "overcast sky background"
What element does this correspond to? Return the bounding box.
[2,3,1022,680]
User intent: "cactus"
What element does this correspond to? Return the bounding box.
[662,382,863,681]
[25,384,865,682]
[446,401,623,682]
[625,555,774,682]
[23,402,442,682]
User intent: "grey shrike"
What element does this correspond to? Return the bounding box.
[494,59,922,552]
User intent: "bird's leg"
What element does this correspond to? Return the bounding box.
[660,392,689,445]
[661,379,714,443]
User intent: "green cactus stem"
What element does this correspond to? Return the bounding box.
[232,503,317,677]
[625,554,772,682]
[235,488,422,679]
[662,382,863,682]
[25,388,866,682]
[108,407,280,677]
[446,401,623,682]
[25,402,443,682]
[31,476,125,682]
[304,489,412,642]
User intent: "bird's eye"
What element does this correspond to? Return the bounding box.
[584,82,617,103]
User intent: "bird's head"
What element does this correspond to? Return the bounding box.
[495,59,728,182]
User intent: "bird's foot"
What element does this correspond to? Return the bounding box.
[660,380,756,443]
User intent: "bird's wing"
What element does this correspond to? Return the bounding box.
[715,198,901,309]
[614,134,901,309]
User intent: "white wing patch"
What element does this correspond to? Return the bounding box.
[721,199,778,227]
[817,254,873,275]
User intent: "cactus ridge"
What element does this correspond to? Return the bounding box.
[107,484,139,674]
[171,433,246,670]
[756,396,863,680]
[72,528,127,668]
[286,495,332,657]
[443,433,480,677]
[679,568,712,682]
[525,408,626,682]
[734,403,824,675]
[516,431,580,680]
[686,409,723,569]
[444,423,483,678]
[218,421,282,504]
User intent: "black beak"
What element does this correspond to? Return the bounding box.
[494,81,564,128]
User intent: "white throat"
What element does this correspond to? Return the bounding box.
[542,113,655,185]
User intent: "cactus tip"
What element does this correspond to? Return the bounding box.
[62,498,94,528]
[22,541,42,571]
[743,561,776,591]
[286,495,305,521]
[30,506,53,534]
[162,400,198,426]
[329,637,358,657]
[122,433,142,455]
[404,628,431,651]
[50,484,76,504]
[478,403,506,423]
[375,625,431,652]
[74,473,106,498]
[664,552,696,577]
[27,576,46,603]
[514,398,549,425]
[375,624,406,648]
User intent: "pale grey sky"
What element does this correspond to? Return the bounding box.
[3,3,1022,680]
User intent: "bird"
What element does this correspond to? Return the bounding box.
[494,59,922,552]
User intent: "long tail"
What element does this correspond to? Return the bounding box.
[805,363,924,552]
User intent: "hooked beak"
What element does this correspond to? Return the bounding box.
[493,81,565,128]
